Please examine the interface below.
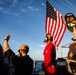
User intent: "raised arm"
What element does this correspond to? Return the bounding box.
[4,34,10,52]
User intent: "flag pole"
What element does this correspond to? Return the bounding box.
[60,46,62,58]
[45,0,47,34]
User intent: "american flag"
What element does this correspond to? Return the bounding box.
[45,0,66,48]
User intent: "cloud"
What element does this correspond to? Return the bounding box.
[0,7,3,11]
[0,0,39,15]
[28,6,34,11]
[28,6,39,12]
[35,8,39,11]
[19,21,26,24]
[0,7,8,14]
[0,6,18,16]
[39,44,45,47]
[0,1,18,15]
[12,0,18,4]
[0,1,4,4]
[14,13,18,16]
[12,40,15,42]
[27,0,34,5]
[10,0,18,8]
[42,3,44,6]
[21,9,28,12]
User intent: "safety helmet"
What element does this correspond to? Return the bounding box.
[19,44,29,53]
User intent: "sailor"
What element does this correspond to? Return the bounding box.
[42,34,58,75]
[3,34,33,75]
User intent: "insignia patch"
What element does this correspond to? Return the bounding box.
[46,50,48,53]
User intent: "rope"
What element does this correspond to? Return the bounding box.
[59,0,76,12]
[50,0,67,13]
[65,0,76,10]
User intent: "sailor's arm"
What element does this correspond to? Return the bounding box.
[4,34,10,52]
[4,34,16,64]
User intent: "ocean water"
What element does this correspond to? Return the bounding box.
[32,60,44,74]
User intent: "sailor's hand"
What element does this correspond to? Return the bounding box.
[42,63,46,71]
[69,52,73,58]
[4,34,10,41]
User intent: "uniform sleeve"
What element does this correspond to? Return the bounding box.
[4,49,15,57]
[43,44,52,67]
[4,49,16,64]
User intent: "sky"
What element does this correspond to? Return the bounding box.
[0,0,76,60]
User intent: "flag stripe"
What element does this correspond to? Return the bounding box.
[49,19,53,34]
[45,0,66,47]
[54,11,61,44]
